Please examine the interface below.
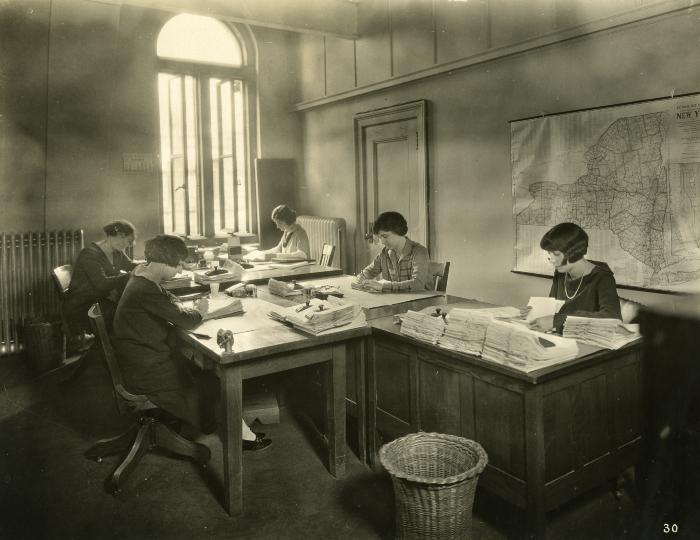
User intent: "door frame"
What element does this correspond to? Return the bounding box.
[353,100,429,272]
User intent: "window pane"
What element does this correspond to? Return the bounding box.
[184,76,199,236]
[157,14,243,67]
[172,156,186,234]
[233,80,247,230]
[158,74,174,232]
[223,156,235,230]
[210,79,222,231]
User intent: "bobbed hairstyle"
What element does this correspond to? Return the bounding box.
[103,219,135,237]
[271,204,297,225]
[144,234,188,267]
[373,211,408,236]
[540,222,588,264]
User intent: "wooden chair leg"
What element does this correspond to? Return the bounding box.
[154,422,211,465]
[85,424,139,462]
[104,419,153,494]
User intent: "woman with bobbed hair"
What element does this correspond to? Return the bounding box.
[356,210,431,292]
[252,204,310,260]
[65,219,138,334]
[113,234,270,450]
[528,222,621,333]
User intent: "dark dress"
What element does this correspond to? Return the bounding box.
[113,274,216,432]
[550,261,622,332]
[65,242,137,334]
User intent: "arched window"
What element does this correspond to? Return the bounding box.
[157,14,254,237]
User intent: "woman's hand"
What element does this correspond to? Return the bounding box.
[528,315,554,332]
[195,298,213,320]
[519,305,532,320]
[363,279,384,292]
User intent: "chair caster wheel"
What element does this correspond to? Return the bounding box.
[104,478,120,495]
[97,457,103,463]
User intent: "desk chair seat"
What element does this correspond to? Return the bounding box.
[319,243,336,267]
[429,261,450,292]
[85,303,210,494]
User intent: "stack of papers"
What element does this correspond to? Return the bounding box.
[204,296,244,319]
[400,310,446,345]
[269,297,362,334]
[162,273,192,290]
[193,268,239,284]
[526,296,565,322]
[482,320,579,367]
[439,308,493,355]
[269,260,313,270]
[563,316,641,349]
[268,278,303,297]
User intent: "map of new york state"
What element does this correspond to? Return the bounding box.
[513,105,700,292]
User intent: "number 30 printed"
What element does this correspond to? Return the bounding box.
[663,523,679,534]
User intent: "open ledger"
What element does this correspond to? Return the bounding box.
[198,296,244,319]
[563,316,641,349]
[268,296,363,334]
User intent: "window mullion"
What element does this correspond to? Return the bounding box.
[199,77,215,237]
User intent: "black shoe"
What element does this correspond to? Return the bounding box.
[253,432,266,440]
[243,437,272,452]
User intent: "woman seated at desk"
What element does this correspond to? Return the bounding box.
[356,211,431,292]
[113,234,270,451]
[65,219,138,334]
[248,204,310,260]
[528,222,621,333]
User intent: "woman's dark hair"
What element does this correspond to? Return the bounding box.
[103,219,135,237]
[373,211,408,236]
[144,234,188,267]
[271,204,297,225]
[540,222,588,263]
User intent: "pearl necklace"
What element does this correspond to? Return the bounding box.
[564,272,584,300]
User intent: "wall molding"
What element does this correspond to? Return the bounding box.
[294,0,695,112]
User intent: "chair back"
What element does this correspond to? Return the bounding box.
[87,303,152,414]
[52,265,73,297]
[619,297,643,324]
[429,261,450,292]
[319,243,336,267]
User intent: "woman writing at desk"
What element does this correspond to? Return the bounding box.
[356,211,431,292]
[528,222,621,333]
[248,205,310,260]
[65,219,138,334]
[113,234,270,451]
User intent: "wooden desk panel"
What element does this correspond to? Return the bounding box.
[368,319,643,538]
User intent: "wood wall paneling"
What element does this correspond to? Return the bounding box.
[390,0,435,77]
[611,353,642,448]
[577,374,612,466]
[299,33,326,101]
[325,35,356,96]
[490,0,556,49]
[435,0,489,64]
[0,0,51,231]
[356,0,392,87]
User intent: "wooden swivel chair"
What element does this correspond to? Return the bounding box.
[319,243,336,267]
[84,303,210,494]
[429,261,450,292]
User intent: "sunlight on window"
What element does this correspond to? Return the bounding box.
[157,14,243,66]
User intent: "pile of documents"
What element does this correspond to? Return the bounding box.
[162,273,192,290]
[400,310,446,344]
[439,308,493,355]
[563,316,641,349]
[268,278,303,297]
[482,320,579,367]
[269,297,362,334]
[193,268,239,284]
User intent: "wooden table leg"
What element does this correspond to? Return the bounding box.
[220,365,243,516]
[366,335,380,471]
[524,386,547,539]
[325,343,346,477]
[355,338,368,465]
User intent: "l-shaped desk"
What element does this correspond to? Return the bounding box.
[174,275,642,539]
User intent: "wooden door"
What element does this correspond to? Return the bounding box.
[354,101,428,272]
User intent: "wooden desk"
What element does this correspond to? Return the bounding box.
[367,306,643,538]
[166,264,343,294]
[177,314,369,516]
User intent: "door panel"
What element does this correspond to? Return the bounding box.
[354,101,428,272]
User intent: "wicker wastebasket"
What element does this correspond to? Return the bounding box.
[24,320,63,374]
[379,432,488,540]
